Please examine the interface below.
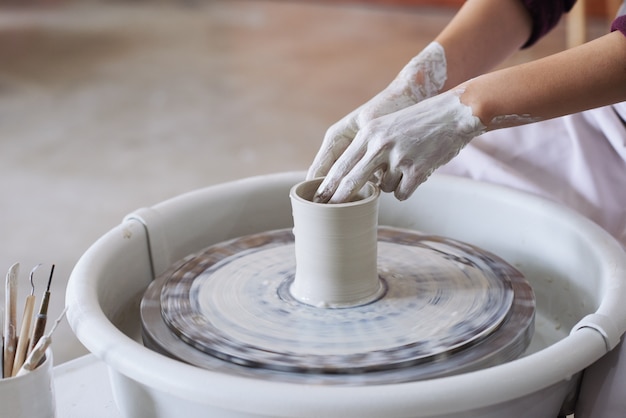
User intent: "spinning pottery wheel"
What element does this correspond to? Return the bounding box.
[140,179,535,384]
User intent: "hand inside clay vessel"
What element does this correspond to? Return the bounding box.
[306,41,447,190]
[311,89,485,204]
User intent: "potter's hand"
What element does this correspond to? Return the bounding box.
[313,89,486,203]
[307,42,447,180]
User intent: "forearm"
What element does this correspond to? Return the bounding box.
[461,31,626,130]
[435,0,533,90]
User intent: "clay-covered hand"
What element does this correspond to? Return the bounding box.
[307,42,448,180]
[313,89,486,203]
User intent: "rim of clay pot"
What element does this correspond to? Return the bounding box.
[290,178,379,206]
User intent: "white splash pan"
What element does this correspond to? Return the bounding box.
[66,172,626,418]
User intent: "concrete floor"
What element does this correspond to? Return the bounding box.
[0,0,607,364]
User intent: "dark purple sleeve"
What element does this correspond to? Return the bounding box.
[520,0,578,47]
[611,15,626,37]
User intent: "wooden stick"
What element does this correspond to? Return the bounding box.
[3,263,19,378]
[12,294,35,376]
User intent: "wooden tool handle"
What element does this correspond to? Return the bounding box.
[3,263,19,378]
[12,294,35,376]
[29,291,50,354]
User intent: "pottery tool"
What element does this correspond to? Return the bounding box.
[17,307,66,377]
[12,264,40,376]
[3,262,19,378]
[29,264,55,355]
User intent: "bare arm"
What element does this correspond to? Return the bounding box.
[435,0,533,90]
[460,30,626,130]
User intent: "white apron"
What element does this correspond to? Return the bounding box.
[437,103,626,417]
[438,103,626,247]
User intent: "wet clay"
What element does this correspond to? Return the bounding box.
[289,178,383,308]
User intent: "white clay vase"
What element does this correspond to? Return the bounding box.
[289,178,383,308]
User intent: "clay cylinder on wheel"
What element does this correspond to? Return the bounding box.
[289,178,382,308]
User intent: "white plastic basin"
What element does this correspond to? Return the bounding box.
[66,172,626,418]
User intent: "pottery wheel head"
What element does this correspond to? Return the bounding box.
[141,227,535,384]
